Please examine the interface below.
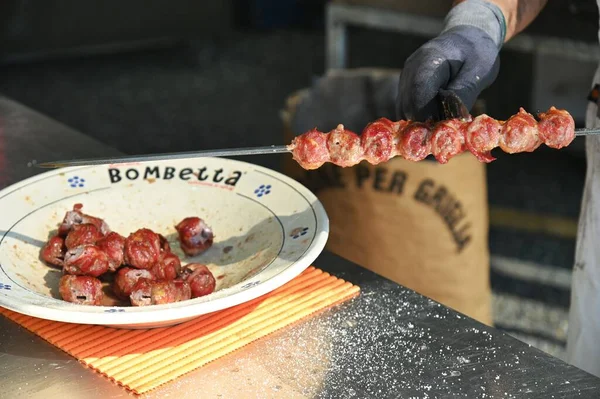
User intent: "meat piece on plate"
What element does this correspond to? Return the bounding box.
[124,228,162,269]
[64,223,104,250]
[397,122,432,161]
[40,235,66,267]
[129,278,153,306]
[151,280,191,304]
[288,129,330,170]
[465,114,502,162]
[151,251,182,281]
[96,232,126,272]
[130,279,191,306]
[499,107,541,153]
[537,106,576,149]
[113,267,155,300]
[59,275,104,305]
[175,217,214,256]
[58,203,110,237]
[180,263,216,298]
[431,119,466,164]
[361,118,395,165]
[159,234,171,253]
[326,125,363,167]
[173,279,192,302]
[63,244,110,277]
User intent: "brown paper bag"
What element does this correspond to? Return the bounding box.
[281,69,492,325]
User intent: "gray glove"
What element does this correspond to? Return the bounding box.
[396,0,506,122]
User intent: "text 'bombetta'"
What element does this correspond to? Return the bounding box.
[107,165,243,186]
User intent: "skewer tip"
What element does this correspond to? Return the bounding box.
[33,162,64,169]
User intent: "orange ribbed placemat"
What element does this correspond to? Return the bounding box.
[0,267,359,395]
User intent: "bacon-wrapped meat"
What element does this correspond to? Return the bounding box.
[151,280,191,304]
[180,263,216,298]
[499,108,541,154]
[173,279,193,302]
[124,228,162,269]
[58,203,109,237]
[129,278,153,306]
[538,106,576,149]
[398,122,433,162]
[175,217,214,256]
[113,267,155,300]
[431,119,467,164]
[96,231,126,272]
[289,129,330,170]
[151,251,181,281]
[45,205,220,307]
[326,125,363,167]
[59,275,104,305]
[63,244,110,277]
[64,223,104,250]
[40,235,66,267]
[464,114,502,162]
[285,106,576,168]
[129,278,191,306]
[360,118,396,165]
[159,234,171,253]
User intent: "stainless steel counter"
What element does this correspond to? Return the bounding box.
[1,96,599,398]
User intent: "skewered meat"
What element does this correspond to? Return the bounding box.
[361,118,396,165]
[59,275,104,305]
[499,108,541,154]
[398,122,433,162]
[58,203,109,237]
[290,129,330,170]
[175,217,214,256]
[96,231,126,272]
[124,228,162,269]
[286,106,576,168]
[64,223,104,250]
[538,106,575,149]
[180,263,216,298]
[326,125,363,167]
[431,119,467,164]
[465,114,503,162]
[40,235,66,267]
[151,251,181,281]
[113,267,155,300]
[63,244,110,277]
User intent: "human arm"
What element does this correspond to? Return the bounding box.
[396,0,548,122]
[453,0,548,42]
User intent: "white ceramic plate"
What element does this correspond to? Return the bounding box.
[0,158,328,328]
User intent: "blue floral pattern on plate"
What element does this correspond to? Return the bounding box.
[291,227,309,239]
[241,281,260,289]
[254,184,272,197]
[67,176,85,188]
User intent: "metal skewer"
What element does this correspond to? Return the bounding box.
[33,145,291,169]
[575,128,600,136]
[31,118,600,169]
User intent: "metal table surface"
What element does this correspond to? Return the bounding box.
[1,96,600,399]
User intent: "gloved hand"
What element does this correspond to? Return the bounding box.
[396,0,506,122]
